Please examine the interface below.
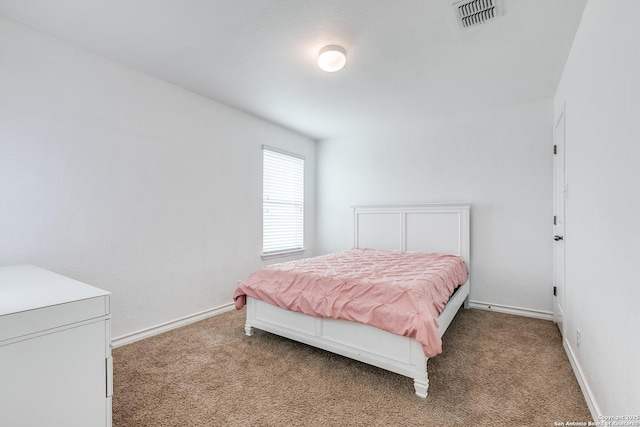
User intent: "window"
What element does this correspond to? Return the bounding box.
[262,146,304,256]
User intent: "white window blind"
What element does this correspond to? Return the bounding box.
[263,147,304,255]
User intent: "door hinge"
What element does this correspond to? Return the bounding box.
[553,145,557,155]
[553,215,557,225]
[553,286,557,296]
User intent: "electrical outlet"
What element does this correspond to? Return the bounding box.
[576,328,581,349]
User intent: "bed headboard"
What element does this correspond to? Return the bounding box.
[353,203,471,271]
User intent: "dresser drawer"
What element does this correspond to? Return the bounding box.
[0,295,109,343]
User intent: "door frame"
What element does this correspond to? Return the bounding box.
[553,102,566,334]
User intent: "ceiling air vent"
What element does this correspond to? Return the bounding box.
[453,0,503,29]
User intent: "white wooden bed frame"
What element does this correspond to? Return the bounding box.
[244,203,471,398]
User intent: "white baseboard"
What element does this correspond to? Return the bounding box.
[563,338,601,422]
[468,300,554,321]
[111,302,235,348]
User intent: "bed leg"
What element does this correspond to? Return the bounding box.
[463,294,470,309]
[414,355,429,399]
[413,357,429,399]
[244,324,254,336]
[414,378,429,398]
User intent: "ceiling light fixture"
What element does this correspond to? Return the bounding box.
[317,45,347,72]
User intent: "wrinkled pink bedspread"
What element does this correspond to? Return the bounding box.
[233,248,467,357]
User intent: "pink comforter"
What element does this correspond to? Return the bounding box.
[233,248,467,357]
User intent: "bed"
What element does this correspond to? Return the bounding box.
[234,203,471,398]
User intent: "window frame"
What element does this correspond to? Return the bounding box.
[261,145,305,259]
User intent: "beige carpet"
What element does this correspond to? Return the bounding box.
[113,308,591,426]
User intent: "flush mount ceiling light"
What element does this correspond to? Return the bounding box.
[317,45,347,72]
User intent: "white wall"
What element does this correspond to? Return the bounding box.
[316,99,554,316]
[554,0,640,415]
[0,17,316,339]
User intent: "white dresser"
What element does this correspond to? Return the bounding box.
[0,265,112,427]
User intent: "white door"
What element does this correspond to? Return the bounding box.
[553,105,566,335]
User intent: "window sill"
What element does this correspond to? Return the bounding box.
[261,248,306,261]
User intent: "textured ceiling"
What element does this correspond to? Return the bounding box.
[0,0,587,140]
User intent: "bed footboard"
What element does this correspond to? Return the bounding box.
[244,279,469,398]
[245,296,430,397]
